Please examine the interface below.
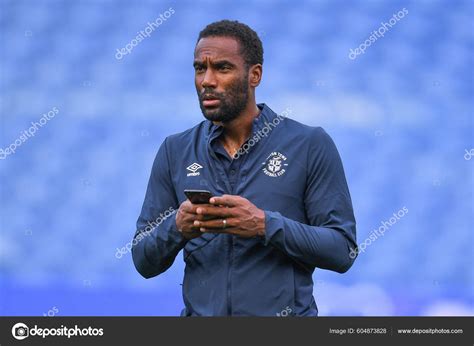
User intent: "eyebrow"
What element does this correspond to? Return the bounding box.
[193,59,236,68]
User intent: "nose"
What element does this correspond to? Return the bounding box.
[201,68,217,89]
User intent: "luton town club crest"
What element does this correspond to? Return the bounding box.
[262,152,288,177]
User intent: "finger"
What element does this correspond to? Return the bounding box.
[181,227,201,234]
[195,206,234,218]
[195,213,221,221]
[180,204,195,215]
[194,218,237,229]
[181,214,204,231]
[181,223,201,232]
[209,194,240,207]
[182,202,213,214]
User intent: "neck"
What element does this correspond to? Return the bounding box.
[214,101,260,153]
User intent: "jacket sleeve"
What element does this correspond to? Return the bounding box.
[263,128,357,273]
[132,137,187,279]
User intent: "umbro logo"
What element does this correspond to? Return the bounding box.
[186,162,203,177]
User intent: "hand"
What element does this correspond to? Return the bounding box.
[192,195,266,238]
[175,199,219,240]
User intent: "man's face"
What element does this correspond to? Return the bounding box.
[194,36,249,123]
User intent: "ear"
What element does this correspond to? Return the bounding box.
[248,64,262,88]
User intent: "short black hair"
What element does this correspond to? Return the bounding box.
[196,20,264,67]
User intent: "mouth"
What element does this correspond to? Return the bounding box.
[201,95,221,108]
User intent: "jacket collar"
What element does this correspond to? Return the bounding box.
[205,103,279,144]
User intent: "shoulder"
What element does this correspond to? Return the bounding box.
[279,116,333,146]
[164,120,208,148]
[151,120,207,167]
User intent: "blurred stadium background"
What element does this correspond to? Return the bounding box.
[0,0,473,316]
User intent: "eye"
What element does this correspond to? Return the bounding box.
[194,65,205,73]
[219,65,231,72]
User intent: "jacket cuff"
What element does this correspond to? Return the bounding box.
[146,212,187,248]
[263,210,284,246]
[167,213,188,246]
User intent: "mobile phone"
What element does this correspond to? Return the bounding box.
[184,189,214,204]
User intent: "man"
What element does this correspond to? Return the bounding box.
[132,20,357,316]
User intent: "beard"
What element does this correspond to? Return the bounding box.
[197,74,249,123]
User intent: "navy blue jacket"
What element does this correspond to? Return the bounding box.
[132,103,357,316]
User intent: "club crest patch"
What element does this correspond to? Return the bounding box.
[262,152,288,177]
